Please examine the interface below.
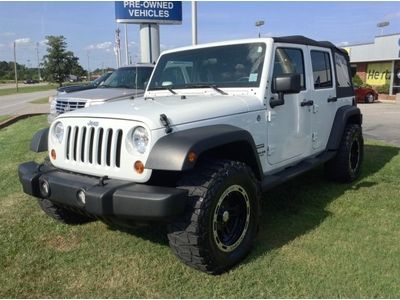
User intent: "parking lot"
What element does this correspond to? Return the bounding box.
[360,102,400,146]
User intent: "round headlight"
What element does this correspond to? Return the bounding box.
[53,122,64,143]
[132,126,149,154]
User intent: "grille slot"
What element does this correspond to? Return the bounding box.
[65,125,123,168]
[56,100,85,113]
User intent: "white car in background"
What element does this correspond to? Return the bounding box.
[48,63,154,123]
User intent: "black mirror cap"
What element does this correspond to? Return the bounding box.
[272,73,301,94]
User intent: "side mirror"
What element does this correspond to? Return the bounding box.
[143,80,149,89]
[270,73,301,108]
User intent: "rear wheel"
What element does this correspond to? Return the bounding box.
[38,199,94,225]
[325,124,363,182]
[167,159,260,274]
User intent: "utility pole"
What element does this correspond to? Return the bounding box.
[115,28,121,68]
[13,41,18,92]
[124,24,129,66]
[87,50,91,81]
[192,1,198,45]
[36,42,41,81]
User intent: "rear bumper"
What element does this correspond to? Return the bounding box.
[18,161,187,221]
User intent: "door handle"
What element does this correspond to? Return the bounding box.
[300,100,314,107]
[327,97,337,103]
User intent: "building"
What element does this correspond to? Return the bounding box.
[344,33,400,97]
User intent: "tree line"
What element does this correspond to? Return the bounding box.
[0,36,87,86]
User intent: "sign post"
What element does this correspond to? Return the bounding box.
[115,1,182,63]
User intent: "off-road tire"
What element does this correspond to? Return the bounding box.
[167,159,261,274]
[325,124,363,183]
[38,199,94,225]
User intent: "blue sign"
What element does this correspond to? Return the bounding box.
[115,1,182,24]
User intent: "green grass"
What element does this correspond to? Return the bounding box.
[30,97,50,104]
[0,84,57,97]
[1,116,400,298]
[0,115,11,123]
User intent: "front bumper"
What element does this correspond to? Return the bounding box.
[18,161,187,221]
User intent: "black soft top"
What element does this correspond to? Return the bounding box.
[273,35,348,56]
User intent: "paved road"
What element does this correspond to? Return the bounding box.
[359,102,400,146]
[0,90,55,115]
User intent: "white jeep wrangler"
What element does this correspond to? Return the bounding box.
[19,36,363,274]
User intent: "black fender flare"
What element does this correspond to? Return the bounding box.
[145,125,263,178]
[327,105,362,151]
[30,128,49,152]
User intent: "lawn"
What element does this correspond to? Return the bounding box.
[0,116,399,298]
[0,84,57,97]
[0,115,10,123]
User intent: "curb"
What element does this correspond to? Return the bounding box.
[0,113,46,130]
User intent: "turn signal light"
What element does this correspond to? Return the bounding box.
[187,151,197,163]
[134,160,144,174]
[50,149,56,160]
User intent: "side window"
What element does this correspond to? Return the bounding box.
[311,51,333,89]
[273,47,306,89]
[335,52,351,87]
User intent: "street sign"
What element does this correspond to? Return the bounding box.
[115,1,182,24]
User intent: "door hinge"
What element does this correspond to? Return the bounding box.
[267,145,275,156]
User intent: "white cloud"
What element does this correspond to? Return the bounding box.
[0,32,15,37]
[160,44,175,51]
[86,41,112,51]
[384,11,400,20]
[15,38,32,45]
[39,39,48,46]
[339,41,349,46]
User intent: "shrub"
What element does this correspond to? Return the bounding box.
[376,84,390,94]
[352,74,363,87]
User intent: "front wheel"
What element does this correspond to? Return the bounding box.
[365,93,375,103]
[167,159,260,274]
[325,124,363,183]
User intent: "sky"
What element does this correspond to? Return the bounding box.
[0,1,399,70]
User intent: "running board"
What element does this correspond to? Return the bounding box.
[261,151,337,191]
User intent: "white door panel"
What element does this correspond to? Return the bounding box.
[266,44,313,165]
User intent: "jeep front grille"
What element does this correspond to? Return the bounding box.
[65,125,123,168]
[56,100,85,113]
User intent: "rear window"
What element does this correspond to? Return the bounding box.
[335,53,351,87]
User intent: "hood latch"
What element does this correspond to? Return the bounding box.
[160,114,173,134]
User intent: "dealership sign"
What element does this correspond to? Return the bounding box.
[115,1,182,24]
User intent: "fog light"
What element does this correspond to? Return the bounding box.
[77,189,86,205]
[39,179,50,197]
[134,160,144,174]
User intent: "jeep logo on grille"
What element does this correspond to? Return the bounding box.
[87,120,99,127]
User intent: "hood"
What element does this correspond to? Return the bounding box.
[55,87,145,102]
[59,94,261,130]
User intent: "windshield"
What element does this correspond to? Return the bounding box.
[92,72,112,86]
[101,67,153,89]
[148,43,266,91]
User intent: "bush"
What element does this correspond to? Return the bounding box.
[376,84,390,94]
[352,74,363,87]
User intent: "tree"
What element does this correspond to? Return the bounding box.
[42,36,85,86]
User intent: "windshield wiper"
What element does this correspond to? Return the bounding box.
[151,86,177,95]
[185,84,227,95]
